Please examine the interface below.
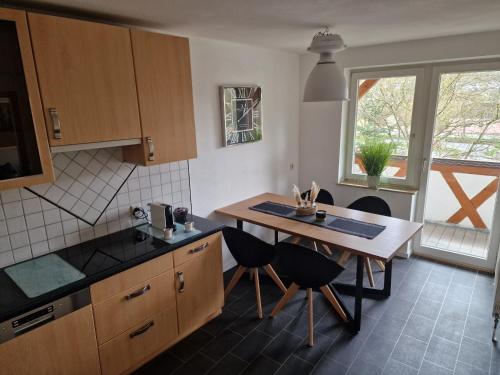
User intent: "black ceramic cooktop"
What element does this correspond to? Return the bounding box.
[57,227,167,277]
[0,216,224,322]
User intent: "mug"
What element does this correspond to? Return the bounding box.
[184,221,194,232]
[163,227,173,240]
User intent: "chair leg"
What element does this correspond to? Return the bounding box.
[375,260,385,272]
[364,258,375,287]
[271,283,300,317]
[224,266,246,298]
[254,268,263,319]
[313,241,318,252]
[320,285,348,322]
[338,250,351,266]
[307,288,314,347]
[263,265,287,294]
[321,243,333,256]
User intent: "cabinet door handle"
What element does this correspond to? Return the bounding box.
[146,137,155,161]
[49,108,62,139]
[189,242,209,254]
[129,320,154,338]
[177,272,185,293]
[125,284,151,300]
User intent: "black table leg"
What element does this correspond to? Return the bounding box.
[333,259,393,300]
[236,220,243,230]
[332,257,394,333]
[274,230,279,245]
[382,259,392,297]
[353,255,364,332]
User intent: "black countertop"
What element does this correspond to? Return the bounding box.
[0,216,224,322]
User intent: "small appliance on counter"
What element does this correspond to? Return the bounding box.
[173,207,189,224]
[150,202,176,231]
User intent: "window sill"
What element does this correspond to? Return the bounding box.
[337,180,418,195]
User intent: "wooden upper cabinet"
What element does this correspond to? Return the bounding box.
[0,8,54,190]
[123,30,197,165]
[27,13,141,146]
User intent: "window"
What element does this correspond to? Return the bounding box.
[343,68,426,188]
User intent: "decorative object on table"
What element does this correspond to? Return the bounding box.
[293,181,320,216]
[359,141,394,189]
[173,207,189,224]
[303,27,348,102]
[220,85,262,146]
[316,210,327,222]
[150,202,176,231]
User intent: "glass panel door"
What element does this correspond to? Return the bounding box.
[0,19,43,180]
[416,63,500,271]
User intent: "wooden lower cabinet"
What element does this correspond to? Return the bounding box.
[99,307,179,375]
[175,232,224,334]
[92,231,223,374]
[0,305,100,375]
[93,270,176,345]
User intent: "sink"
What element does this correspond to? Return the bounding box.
[5,254,85,298]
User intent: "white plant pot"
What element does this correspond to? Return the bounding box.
[367,175,380,189]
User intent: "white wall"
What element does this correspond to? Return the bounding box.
[188,38,300,270]
[299,30,500,255]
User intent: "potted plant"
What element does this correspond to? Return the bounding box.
[359,141,394,189]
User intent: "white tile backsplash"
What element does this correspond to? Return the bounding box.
[0,153,191,267]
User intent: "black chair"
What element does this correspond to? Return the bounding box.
[338,196,391,286]
[271,242,347,346]
[286,188,335,256]
[222,227,287,319]
[301,188,334,206]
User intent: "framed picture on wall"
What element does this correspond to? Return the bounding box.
[220,85,262,146]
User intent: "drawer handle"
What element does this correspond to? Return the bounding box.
[189,242,209,254]
[129,320,154,338]
[146,136,155,161]
[177,272,185,293]
[125,284,151,300]
[49,108,62,139]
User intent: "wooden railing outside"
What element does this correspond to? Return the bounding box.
[354,156,500,229]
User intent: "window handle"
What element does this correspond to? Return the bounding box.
[146,137,155,161]
[422,158,429,172]
[49,108,62,139]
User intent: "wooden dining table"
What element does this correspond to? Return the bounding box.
[216,192,423,333]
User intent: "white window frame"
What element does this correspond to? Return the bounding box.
[342,67,428,189]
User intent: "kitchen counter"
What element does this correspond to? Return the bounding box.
[0,216,224,322]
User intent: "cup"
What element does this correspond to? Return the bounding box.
[184,221,194,232]
[163,227,173,240]
[316,210,327,222]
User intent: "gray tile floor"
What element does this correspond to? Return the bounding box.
[134,256,499,375]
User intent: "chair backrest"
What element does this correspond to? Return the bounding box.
[347,196,391,217]
[301,189,334,206]
[222,227,276,268]
[275,242,344,288]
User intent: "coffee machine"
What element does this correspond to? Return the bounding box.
[150,202,176,231]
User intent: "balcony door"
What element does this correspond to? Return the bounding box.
[415,61,500,271]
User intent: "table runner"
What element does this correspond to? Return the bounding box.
[250,201,386,240]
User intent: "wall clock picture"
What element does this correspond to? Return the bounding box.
[220,85,262,146]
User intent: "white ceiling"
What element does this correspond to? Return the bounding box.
[14,0,500,52]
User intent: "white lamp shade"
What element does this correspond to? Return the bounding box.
[303,62,348,102]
